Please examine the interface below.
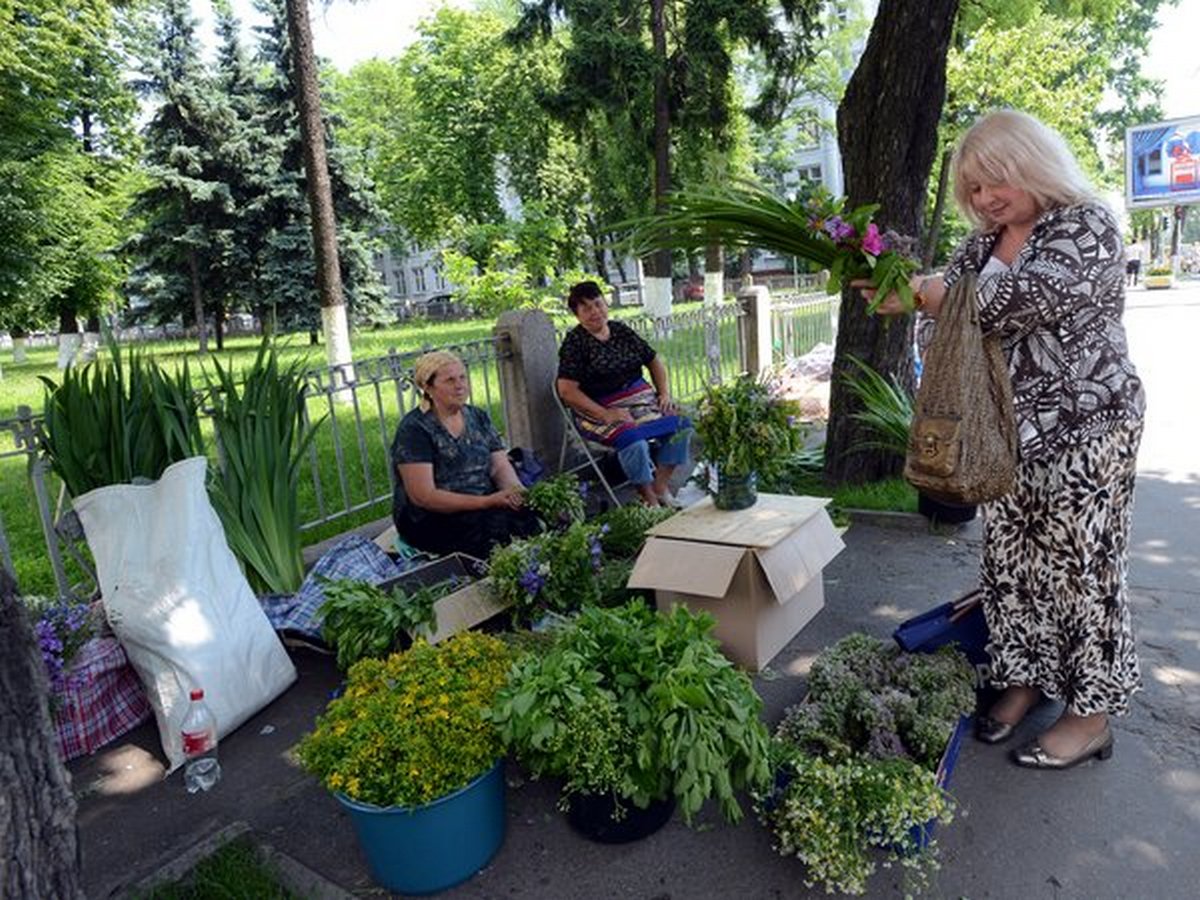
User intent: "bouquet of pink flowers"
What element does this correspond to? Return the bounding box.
[625,181,919,312]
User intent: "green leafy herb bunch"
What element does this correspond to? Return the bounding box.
[490,600,772,825]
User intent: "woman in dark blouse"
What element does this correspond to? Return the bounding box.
[557,281,690,506]
[391,350,539,560]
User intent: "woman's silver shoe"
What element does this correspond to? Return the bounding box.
[1011,726,1114,769]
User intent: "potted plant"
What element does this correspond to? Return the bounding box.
[297,632,512,895]
[1144,264,1173,289]
[756,633,976,895]
[489,600,772,843]
[694,375,801,509]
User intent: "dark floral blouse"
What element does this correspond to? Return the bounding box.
[942,201,1145,461]
[390,405,503,523]
[557,320,658,400]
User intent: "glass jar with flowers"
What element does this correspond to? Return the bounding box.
[297,632,511,895]
[693,375,802,509]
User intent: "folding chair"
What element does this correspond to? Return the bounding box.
[553,384,628,509]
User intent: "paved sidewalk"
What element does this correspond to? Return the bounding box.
[72,284,1200,899]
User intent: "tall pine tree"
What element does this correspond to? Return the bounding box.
[126,0,232,353]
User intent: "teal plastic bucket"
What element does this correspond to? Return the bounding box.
[336,760,506,895]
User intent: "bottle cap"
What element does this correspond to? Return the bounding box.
[190,688,204,701]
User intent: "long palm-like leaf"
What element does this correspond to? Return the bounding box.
[206,340,324,595]
[622,179,917,306]
[841,355,913,457]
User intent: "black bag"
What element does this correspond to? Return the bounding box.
[507,447,547,487]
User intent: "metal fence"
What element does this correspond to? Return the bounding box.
[771,290,837,363]
[0,292,836,600]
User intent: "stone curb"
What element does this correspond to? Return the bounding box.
[122,820,355,900]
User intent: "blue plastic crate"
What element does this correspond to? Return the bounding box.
[893,590,991,691]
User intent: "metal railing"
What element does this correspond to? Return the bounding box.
[771,291,837,363]
[0,335,514,600]
[1,300,767,600]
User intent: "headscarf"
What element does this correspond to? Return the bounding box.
[413,350,464,412]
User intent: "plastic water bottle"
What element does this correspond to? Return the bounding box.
[181,688,221,793]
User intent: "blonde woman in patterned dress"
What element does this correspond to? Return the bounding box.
[860,110,1146,769]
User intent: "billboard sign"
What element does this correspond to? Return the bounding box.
[1125,114,1200,208]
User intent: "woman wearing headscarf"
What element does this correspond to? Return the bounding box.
[390,350,539,561]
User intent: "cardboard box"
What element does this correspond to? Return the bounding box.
[376,552,510,645]
[627,494,843,670]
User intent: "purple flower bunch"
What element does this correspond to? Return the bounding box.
[517,552,547,598]
[797,189,919,307]
[33,601,95,693]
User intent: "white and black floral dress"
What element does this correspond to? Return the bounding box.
[942,202,1146,716]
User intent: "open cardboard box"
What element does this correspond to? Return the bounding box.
[375,552,510,645]
[628,494,843,670]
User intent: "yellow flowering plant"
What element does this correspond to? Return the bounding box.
[297,632,511,808]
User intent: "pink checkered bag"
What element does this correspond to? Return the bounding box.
[53,636,152,762]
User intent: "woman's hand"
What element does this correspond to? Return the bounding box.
[656,392,677,415]
[852,274,943,317]
[851,278,906,316]
[601,406,634,425]
[489,486,526,510]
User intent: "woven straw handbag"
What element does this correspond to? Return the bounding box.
[904,271,1017,505]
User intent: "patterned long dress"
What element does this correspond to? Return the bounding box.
[941,201,1146,716]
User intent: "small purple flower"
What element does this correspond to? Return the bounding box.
[588,535,604,571]
[577,481,589,498]
[823,216,856,243]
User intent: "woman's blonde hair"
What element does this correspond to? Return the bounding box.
[413,350,464,411]
[952,109,1097,230]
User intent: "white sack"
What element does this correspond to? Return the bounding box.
[72,456,297,772]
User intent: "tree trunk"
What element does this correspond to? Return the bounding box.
[0,569,86,899]
[214,306,225,352]
[641,0,674,316]
[828,0,959,485]
[923,147,952,269]
[285,0,350,370]
[187,247,208,354]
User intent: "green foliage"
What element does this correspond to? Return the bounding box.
[317,577,460,670]
[757,634,976,894]
[525,472,586,529]
[487,520,604,624]
[841,355,913,457]
[0,0,138,331]
[760,750,951,896]
[594,504,677,559]
[694,374,801,478]
[779,634,975,769]
[489,600,772,824]
[39,342,202,497]
[298,632,512,808]
[204,342,320,595]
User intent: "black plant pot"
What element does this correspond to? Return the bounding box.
[565,792,676,844]
[918,492,977,525]
[713,471,757,511]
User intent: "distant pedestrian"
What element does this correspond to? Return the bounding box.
[857,110,1146,771]
[1125,241,1142,286]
